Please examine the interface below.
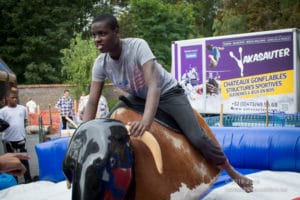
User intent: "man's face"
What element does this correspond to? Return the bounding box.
[7,93,18,107]
[64,91,70,98]
[91,20,119,53]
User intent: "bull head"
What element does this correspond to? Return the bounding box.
[62,118,134,200]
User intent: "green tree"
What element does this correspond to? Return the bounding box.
[277,0,300,28]
[212,0,300,35]
[0,0,100,84]
[60,34,98,98]
[212,0,248,35]
[246,0,281,31]
[212,8,248,36]
[191,0,219,37]
[160,0,218,37]
[123,0,197,71]
[2,0,298,85]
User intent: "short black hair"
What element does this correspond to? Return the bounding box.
[92,13,119,30]
[207,44,213,50]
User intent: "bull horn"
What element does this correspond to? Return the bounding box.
[125,125,163,174]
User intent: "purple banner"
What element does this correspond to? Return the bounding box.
[172,30,296,114]
[205,32,293,80]
[180,45,203,85]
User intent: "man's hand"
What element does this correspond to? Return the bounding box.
[128,121,151,137]
[0,153,30,176]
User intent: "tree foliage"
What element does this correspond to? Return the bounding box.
[60,34,98,98]
[190,0,219,37]
[212,0,300,35]
[122,0,197,71]
[160,0,218,37]
[212,8,248,36]
[0,0,100,84]
[277,0,300,28]
[0,0,298,85]
[246,0,281,31]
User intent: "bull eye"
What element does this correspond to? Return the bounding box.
[110,157,117,168]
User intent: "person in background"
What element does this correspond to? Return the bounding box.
[26,98,37,114]
[0,153,30,176]
[55,89,74,130]
[25,97,37,126]
[207,44,224,68]
[77,91,89,123]
[96,95,109,119]
[83,13,253,193]
[77,92,89,123]
[78,85,109,123]
[0,98,5,109]
[0,88,32,183]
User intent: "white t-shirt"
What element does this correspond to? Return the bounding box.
[26,100,37,113]
[96,96,109,118]
[92,38,177,99]
[78,95,89,115]
[78,95,109,120]
[0,105,27,141]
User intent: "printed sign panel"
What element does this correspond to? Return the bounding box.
[174,44,206,112]
[173,30,297,114]
[204,31,294,113]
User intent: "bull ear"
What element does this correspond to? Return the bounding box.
[62,125,86,187]
[125,125,163,174]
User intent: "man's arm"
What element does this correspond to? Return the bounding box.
[83,81,104,122]
[24,107,28,127]
[55,98,61,110]
[129,60,161,137]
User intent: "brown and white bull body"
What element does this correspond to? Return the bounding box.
[111,107,221,200]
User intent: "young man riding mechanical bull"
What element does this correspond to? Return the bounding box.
[63,13,253,199]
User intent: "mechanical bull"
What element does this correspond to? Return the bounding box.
[63,107,221,200]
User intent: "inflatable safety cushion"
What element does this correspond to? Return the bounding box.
[212,127,300,172]
[0,173,17,190]
[35,137,70,182]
